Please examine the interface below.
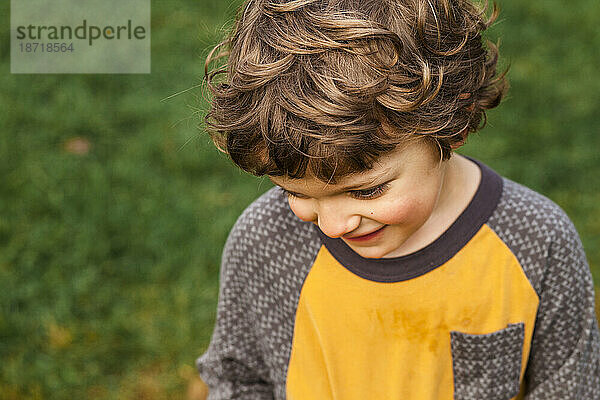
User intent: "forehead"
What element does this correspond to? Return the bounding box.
[269,139,439,194]
[270,145,410,194]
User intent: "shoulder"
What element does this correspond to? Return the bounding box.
[220,186,322,280]
[490,177,581,243]
[233,186,305,231]
[226,186,318,249]
[491,177,583,252]
[486,176,589,296]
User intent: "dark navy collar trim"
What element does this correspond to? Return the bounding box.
[315,158,504,283]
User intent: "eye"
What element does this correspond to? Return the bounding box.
[280,187,309,199]
[349,183,390,200]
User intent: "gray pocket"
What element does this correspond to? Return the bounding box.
[450,322,524,400]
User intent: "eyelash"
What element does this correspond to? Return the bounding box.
[281,188,307,199]
[349,183,390,200]
[281,183,390,200]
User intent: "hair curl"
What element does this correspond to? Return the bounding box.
[203,0,508,182]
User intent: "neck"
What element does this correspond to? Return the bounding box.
[384,153,481,257]
[436,153,481,221]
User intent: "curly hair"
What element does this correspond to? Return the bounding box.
[203,0,508,182]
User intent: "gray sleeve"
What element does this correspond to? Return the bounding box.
[196,209,274,400]
[523,218,600,399]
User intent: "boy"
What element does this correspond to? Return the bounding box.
[197,0,600,398]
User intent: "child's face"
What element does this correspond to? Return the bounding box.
[270,140,449,259]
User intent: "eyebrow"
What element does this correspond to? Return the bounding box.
[335,166,392,191]
[336,177,383,191]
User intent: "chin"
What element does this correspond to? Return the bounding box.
[349,245,393,260]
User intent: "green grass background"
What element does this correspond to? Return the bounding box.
[0,0,598,398]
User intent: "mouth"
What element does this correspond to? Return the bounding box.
[344,225,387,242]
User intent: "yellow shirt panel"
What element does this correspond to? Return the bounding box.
[286,224,539,400]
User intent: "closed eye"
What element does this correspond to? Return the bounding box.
[280,183,390,200]
[349,183,390,200]
[280,187,309,199]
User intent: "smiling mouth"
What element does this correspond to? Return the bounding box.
[344,225,387,242]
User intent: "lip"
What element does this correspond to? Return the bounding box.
[344,225,387,242]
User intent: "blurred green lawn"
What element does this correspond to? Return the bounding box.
[0,0,598,399]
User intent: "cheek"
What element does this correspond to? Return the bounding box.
[288,198,316,222]
[376,173,444,225]
[377,194,438,225]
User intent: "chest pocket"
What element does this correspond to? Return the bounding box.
[450,322,524,400]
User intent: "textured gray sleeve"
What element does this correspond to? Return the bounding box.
[487,179,600,398]
[196,187,321,400]
[196,196,276,400]
[524,217,600,399]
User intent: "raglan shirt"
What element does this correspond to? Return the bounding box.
[196,159,600,399]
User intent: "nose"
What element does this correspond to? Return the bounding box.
[316,202,361,238]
